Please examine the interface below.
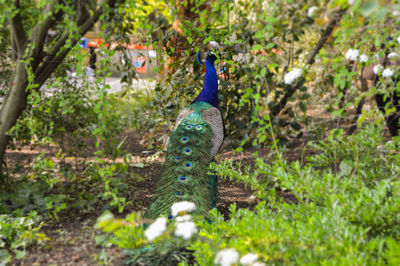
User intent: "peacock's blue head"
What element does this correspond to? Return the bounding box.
[197,49,221,66]
[194,46,220,108]
[206,49,220,65]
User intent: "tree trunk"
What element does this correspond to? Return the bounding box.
[0,62,28,176]
[0,0,120,179]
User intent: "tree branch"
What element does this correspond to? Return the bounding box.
[11,35,18,60]
[34,0,119,87]
[271,7,348,117]
[9,0,27,56]
[30,2,59,70]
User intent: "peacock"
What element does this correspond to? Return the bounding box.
[144,48,224,220]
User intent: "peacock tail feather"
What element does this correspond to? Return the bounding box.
[144,101,221,219]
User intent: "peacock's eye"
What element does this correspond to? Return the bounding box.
[178,175,191,183]
[196,125,202,130]
[180,136,189,144]
[177,192,185,196]
[184,162,192,168]
[175,156,181,160]
[183,147,193,156]
[186,125,192,129]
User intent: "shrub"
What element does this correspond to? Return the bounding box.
[95,125,400,265]
[0,213,48,264]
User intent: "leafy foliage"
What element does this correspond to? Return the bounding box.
[96,125,400,265]
[2,0,400,264]
[95,211,196,265]
[0,213,48,264]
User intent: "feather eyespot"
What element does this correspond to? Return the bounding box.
[176,191,187,198]
[183,147,192,155]
[174,156,181,162]
[196,125,203,130]
[178,175,191,183]
[183,161,192,169]
[194,139,201,146]
[185,125,192,130]
[180,136,189,144]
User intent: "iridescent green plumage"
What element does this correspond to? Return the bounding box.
[144,102,220,219]
[145,49,223,220]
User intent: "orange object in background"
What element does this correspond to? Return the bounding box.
[84,38,155,74]
[251,48,282,56]
[133,56,147,73]
[87,38,153,50]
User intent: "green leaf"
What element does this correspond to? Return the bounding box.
[255,31,264,39]
[203,37,213,44]
[0,249,10,264]
[251,44,263,51]
[338,160,352,178]
[266,43,275,49]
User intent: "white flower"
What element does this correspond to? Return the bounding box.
[144,217,167,242]
[348,0,355,4]
[209,41,221,48]
[176,214,192,223]
[66,70,77,78]
[174,221,197,239]
[171,201,196,216]
[248,12,257,23]
[284,68,303,85]
[382,68,394,78]
[373,64,384,74]
[359,54,369,63]
[393,10,400,16]
[85,66,95,77]
[240,253,258,265]
[397,36,400,44]
[308,6,318,17]
[230,32,237,43]
[388,52,398,59]
[214,248,239,266]
[345,49,359,61]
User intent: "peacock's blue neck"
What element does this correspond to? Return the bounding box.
[194,56,219,108]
